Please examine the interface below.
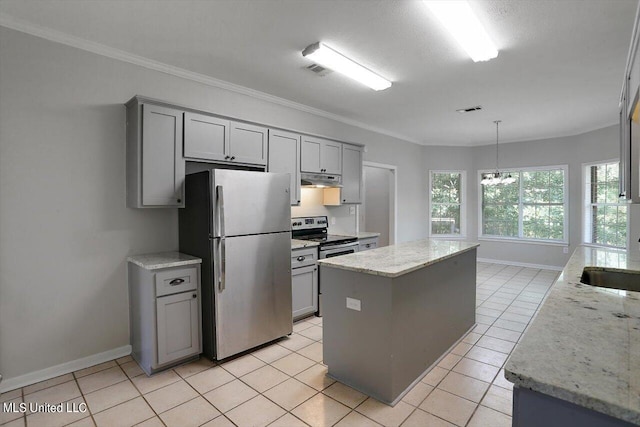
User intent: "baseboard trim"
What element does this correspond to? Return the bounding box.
[0,345,132,393]
[477,257,564,272]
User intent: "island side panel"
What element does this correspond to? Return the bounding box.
[321,265,394,402]
[391,248,477,400]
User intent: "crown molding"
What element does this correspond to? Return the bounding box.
[0,13,422,146]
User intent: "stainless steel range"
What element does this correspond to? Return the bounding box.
[292,216,358,316]
[291,216,359,258]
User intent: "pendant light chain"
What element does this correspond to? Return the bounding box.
[494,120,501,172]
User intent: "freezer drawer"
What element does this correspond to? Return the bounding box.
[213,231,292,359]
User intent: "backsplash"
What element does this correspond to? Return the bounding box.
[291,188,357,235]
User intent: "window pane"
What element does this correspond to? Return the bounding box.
[586,161,627,248]
[431,172,462,235]
[482,168,564,242]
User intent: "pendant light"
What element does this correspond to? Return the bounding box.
[481,120,515,186]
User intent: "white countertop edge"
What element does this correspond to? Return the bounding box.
[127,252,202,270]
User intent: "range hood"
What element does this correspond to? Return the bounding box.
[300,172,342,188]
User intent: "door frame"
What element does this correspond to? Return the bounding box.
[362,161,398,245]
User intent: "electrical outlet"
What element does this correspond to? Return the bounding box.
[349,206,356,215]
[331,217,336,225]
[563,246,568,254]
[346,297,361,311]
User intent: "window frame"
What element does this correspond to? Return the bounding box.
[581,159,629,249]
[477,164,569,245]
[429,170,467,239]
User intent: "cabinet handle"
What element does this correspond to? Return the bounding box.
[225,155,230,160]
[366,244,370,248]
[230,156,236,161]
[297,256,305,261]
[169,278,185,286]
[343,199,346,202]
[177,198,181,203]
[192,294,197,298]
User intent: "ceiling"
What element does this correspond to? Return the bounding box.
[0,0,637,146]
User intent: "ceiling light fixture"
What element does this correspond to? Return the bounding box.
[302,42,392,91]
[425,1,498,62]
[481,120,515,186]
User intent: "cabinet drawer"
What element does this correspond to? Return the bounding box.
[155,267,198,297]
[291,247,317,268]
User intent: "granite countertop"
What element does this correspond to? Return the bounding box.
[127,251,202,270]
[317,239,479,278]
[292,239,320,250]
[504,246,640,424]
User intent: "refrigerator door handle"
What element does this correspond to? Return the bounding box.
[220,237,226,292]
[216,185,225,238]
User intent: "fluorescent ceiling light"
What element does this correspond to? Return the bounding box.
[302,42,392,91]
[425,1,498,62]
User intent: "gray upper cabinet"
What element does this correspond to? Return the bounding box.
[268,129,301,205]
[184,112,230,162]
[126,99,185,208]
[184,114,266,166]
[229,121,267,165]
[301,136,342,174]
[341,144,363,204]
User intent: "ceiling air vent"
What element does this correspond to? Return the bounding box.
[306,63,333,77]
[456,105,483,114]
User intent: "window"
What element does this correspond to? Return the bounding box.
[430,171,465,237]
[480,166,568,243]
[583,161,627,248]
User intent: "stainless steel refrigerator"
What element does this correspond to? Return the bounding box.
[179,169,292,360]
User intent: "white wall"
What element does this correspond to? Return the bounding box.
[469,126,619,267]
[0,27,428,384]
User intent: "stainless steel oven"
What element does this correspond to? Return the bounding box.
[319,241,359,259]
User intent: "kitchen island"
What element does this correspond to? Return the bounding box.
[318,239,479,405]
[505,246,640,427]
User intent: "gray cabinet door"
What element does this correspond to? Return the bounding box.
[229,122,267,165]
[322,141,343,175]
[184,112,230,161]
[268,129,301,205]
[301,136,322,173]
[156,291,200,365]
[142,104,185,207]
[341,144,363,203]
[292,265,318,320]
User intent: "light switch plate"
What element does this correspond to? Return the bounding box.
[346,297,361,311]
[563,246,568,254]
[331,217,336,225]
[349,206,356,215]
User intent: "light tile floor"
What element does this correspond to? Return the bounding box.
[0,263,558,427]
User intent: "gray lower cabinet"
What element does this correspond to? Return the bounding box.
[268,129,301,205]
[129,263,202,375]
[291,247,318,320]
[126,98,185,208]
[358,236,379,251]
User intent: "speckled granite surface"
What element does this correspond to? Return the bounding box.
[317,239,479,278]
[352,231,381,239]
[127,251,202,270]
[291,239,319,250]
[505,246,640,424]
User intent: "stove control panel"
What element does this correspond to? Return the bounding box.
[292,216,328,231]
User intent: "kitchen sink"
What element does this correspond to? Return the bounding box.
[580,267,640,292]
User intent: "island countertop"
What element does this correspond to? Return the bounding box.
[504,246,640,425]
[317,239,479,278]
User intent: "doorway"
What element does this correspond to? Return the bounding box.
[361,162,397,246]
